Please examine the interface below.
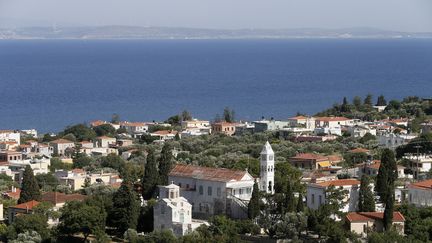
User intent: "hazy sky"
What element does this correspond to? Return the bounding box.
[1,0,431,32]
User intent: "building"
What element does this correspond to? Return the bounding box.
[120,122,150,137]
[307,179,360,212]
[181,119,211,134]
[378,133,416,149]
[287,116,316,129]
[404,154,432,179]
[0,130,20,145]
[408,179,432,207]
[211,122,237,136]
[315,117,353,129]
[150,130,180,141]
[168,142,275,219]
[346,212,405,237]
[94,136,116,148]
[253,120,290,133]
[421,121,432,135]
[289,153,342,170]
[41,191,86,209]
[8,200,40,224]
[49,139,75,156]
[347,125,377,138]
[153,184,206,236]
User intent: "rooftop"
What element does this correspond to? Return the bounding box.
[42,192,86,205]
[349,148,370,153]
[409,179,432,190]
[169,164,249,182]
[316,117,351,122]
[50,139,74,144]
[346,212,405,222]
[11,200,40,210]
[314,179,360,187]
[290,153,328,161]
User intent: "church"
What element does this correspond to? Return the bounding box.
[168,141,275,219]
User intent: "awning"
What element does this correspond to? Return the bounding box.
[317,161,331,168]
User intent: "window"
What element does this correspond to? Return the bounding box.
[170,191,174,198]
[217,187,221,197]
[199,203,203,212]
[178,183,182,188]
[186,184,189,189]
[246,187,251,194]
[239,189,243,195]
[199,186,203,195]
[208,186,212,196]
[261,155,266,160]
[269,155,274,160]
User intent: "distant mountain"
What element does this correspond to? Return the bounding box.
[0,26,431,39]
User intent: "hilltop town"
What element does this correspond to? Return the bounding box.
[1,95,432,242]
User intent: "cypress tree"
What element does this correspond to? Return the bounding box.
[142,149,159,200]
[248,181,261,219]
[18,165,41,203]
[376,149,397,203]
[158,143,174,186]
[383,186,395,230]
[284,181,296,212]
[358,175,375,212]
[110,181,140,234]
[296,193,304,212]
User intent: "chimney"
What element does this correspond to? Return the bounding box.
[11,186,16,193]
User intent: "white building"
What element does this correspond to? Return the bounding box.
[307,179,360,213]
[0,130,20,145]
[404,154,432,179]
[120,122,150,137]
[408,179,432,207]
[154,184,206,236]
[253,120,290,132]
[169,142,275,219]
[49,139,75,157]
[315,117,354,129]
[347,125,377,138]
[378,133,416,149]
[288,116,316,129]
[259,141,275,194]
[314,126,342,136]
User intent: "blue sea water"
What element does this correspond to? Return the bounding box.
[0,39,431,133]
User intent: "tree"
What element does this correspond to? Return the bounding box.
[223,107,235,123]
[93,124,116,136]
[284,180,296,213]
[111,113,120,124]
[341,97,351,113]
[296,193,304,212]
[10,231,42,243]
[376,149,398,203]
[181,110,192,121]
[364,94,373,107]
[248,181,261,219]
[72,151,93,169]
[376,95,387,106]
[158,143,174,185]
[7,214,49,241]
[353,96,362,110]
[35,173,59,192]
[358,175,375,212]
[62,124,96,142]
[383,186,395,231]
[142,149,159,200]
[109,182,140,234]
[18,165,41,204]
[57,201,107,242]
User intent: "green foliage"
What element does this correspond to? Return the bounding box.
[137,199,156,233]
[9,230,42,243]
[344,152,368,166]
[18,165,41,204]
[396,132,432,158]
[7,214,49,241]
[109,182,140,234]
[142,149,159,200]
[148,125,173,133]
[223,107,235,123]
[138,230,177,243]
[248,181,261,219]
[93,124,116,137]
[140,134,158,144]
[57,200,107,241]
[324,185,348,217]
[35,173,59,191]
[376,95,387,106]
[62,124,97,142]
[358,175,375,212]
[359,133,376,144]
[270,212,307,240]
[274,162,303,194]
[49,157,73,172]
[296,193,304,212]
[158,143,174,185]
[367,229,405,243]
[72,151,94,169]
[376,149,398,203]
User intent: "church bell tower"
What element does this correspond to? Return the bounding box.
[260,141,275,194]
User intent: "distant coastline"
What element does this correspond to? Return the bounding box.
[1,26,432,40]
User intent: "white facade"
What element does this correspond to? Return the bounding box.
[408,179,432,207]
[307,179,360,213]
[314,126,342,136]
[378,133,416,149]
[0,130,20,145]
[154,184,205,236]
[260,141,275,194]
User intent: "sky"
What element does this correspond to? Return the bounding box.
[1,0,432,32]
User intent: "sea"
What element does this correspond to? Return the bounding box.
[0,39,431,133]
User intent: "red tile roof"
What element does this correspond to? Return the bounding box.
[169,164,249,182]
[152,130,178,135]
[90,120,107,127]
[315,179,360,187]
[11,200,40,210]
[346,212,405,222]
[2,188,21,200]
[408,179,432,190]
[42,192,86,205]
[288,116,308,120]
[50,139,74,144]
[316,117,350,122]
[291,153,328,161]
